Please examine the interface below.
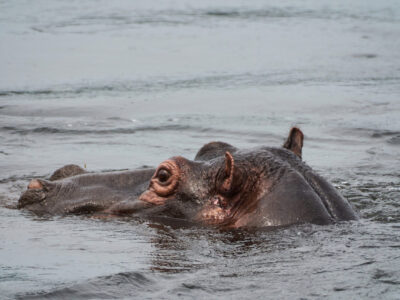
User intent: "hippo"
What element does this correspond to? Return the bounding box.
[18,128,357,228]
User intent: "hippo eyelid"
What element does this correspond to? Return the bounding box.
[149,160,180,197]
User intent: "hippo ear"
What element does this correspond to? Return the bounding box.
[283,127,304,158]
[221,152,235,192]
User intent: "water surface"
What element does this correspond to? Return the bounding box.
[0,0,399,299]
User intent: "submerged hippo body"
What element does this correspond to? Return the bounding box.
[18,128,357,228]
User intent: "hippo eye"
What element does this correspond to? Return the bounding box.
[157,169,171,183]
[149,160,180,197]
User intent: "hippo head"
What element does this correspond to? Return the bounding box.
[136,127,355,228]
[18,127,356,227]
[138,151,261,227]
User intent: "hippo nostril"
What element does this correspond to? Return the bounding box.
[18,185,48,208]
[19,179,56,208]
[27,179,55,192]
[28,179,43,190]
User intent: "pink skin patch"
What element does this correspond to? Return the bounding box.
[199,196,231,225]
[28,179,42,190]
[138,190,168,205]
[212,198,219,206]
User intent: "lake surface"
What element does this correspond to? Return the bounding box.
[1,0,399,299]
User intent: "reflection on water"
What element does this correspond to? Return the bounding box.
[14,220,400,299]
[1,0,400,299]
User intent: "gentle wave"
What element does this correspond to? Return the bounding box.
[24,7,400,34]
[348,128,400,145]
[203,7,400,23]
[387,136,400,145]
[0,124,192,135]
[0,73,290,97]
[0,124,282,142]
[18,271,155,299]
[1,73,399,98]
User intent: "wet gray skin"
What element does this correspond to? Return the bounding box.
[18,128,357,228]
[18,167,156,216]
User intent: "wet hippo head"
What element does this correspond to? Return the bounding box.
[18,127,357,228]
[137,128,357,228]
[138,152,261,226]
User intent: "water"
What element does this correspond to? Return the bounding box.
[1,0,400,298]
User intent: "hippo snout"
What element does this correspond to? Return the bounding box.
[17,179,55,209]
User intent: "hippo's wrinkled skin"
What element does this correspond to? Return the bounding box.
[18,128,357,228]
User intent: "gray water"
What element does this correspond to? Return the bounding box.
[1,0,400,299]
